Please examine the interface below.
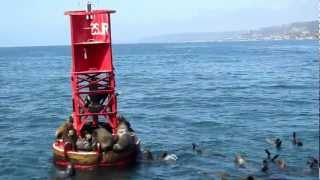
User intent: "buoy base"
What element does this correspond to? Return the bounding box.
[52,138,140,169]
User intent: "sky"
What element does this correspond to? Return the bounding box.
[0,0,317,46]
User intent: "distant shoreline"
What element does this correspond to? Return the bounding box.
[0,39,317,48]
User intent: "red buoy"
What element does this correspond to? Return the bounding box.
[53,3,140,169]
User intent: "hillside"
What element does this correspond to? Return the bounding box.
[142,21,318,43]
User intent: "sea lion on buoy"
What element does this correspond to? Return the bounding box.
[94,127,113,151]
[292,132,303,146]
[55,116,73,139]
[234,154,246,168]
[117,114,134,132]
[112,120,135,152]
[112,133,134,152]
[64,129,77,150]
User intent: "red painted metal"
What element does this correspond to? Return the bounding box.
[65,9,118,136]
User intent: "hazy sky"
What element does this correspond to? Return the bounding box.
[0,0,317,46]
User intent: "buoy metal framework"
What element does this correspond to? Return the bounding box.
[65,4,118,135]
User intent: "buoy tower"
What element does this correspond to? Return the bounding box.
[53,2,140,169]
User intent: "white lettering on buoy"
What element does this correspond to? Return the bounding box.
[90,23,109,35]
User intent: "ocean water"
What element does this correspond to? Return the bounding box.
[0,40,318,180]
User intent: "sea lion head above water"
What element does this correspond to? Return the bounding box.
[275,138,282,148]
[261,159,268,172]
[142,149,154,161]
[235,154,246,167]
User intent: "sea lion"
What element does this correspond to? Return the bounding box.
[55,163,76,178]
[271,155,287,170]
[64,129,77,150]
[112,133,134,152]
[160,151,178,161]
[192,143,203,154]
[117,114,134,132]
[94,127,113,151]
[307,157,319,169]
[275,159,288,170]
[142,149,154,161]
[292,132,303,146]
[265,149,279,162]
[234,154,246,168]
[76,135,91,151]
[55,116,73,139]
[66,163,76,177]
[266,138,282,149]
[246,176,255,180]
[261,159,268,172]
[112,120,135,152]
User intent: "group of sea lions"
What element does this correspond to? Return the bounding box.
[55,114,135,153]
[199,132,318,179]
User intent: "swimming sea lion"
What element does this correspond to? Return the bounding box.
[55,163,76,178]
[266,138,282,149]
[246,175,255,180]
[307,157,319,169]
[192,143,203,154]
[66,163,76,177]
[142,149,154,161]
[94,127,113,151]
[292,132,303,146]
[271,155,287,170]
[160,151,178,161]
[234,154,246,168]
[261,159,268,172]
[271,154,279,162]
[275,159,288,170]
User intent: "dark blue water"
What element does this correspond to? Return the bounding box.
[0,40,318,179]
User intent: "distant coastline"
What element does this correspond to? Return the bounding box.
[141,21,318,43]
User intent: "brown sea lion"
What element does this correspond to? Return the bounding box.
[113,133,134,152]
[55,117,73,139]
[94,127,114,151]
[112,121,134,152]
[117,114,134,132]
[271,155,288,170]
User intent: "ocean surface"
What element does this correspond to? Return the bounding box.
[0,40,318,180]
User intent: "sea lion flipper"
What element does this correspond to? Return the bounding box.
[272,154,279,162]
[264,149,271,159]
